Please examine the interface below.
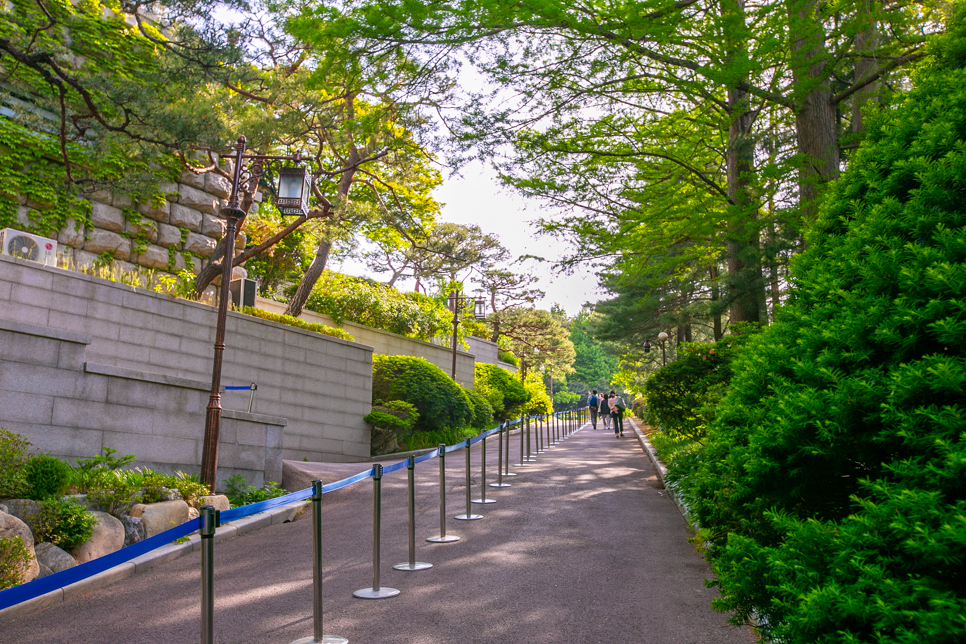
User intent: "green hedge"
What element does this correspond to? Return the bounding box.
[679,19,966,643]
[463,388,495,428]
[372,355,472,432]
[474,363,529,421]
[240,307,354,341]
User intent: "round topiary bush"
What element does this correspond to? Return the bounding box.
[474,363,529,421]
[25,454,71,500]
[372,355,472,432]
[681,16,966,643]
[463,387,495,428]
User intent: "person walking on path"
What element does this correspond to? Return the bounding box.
[600,393,612,431]
[588,390,600,429]
[609,390,626,437]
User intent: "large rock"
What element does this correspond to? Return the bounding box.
[120,515,146,547]
[83,228,132,261]
[34,542,77,574]
[129,500,189,538]
[170,203,203,231]
[3,499,42,531]
[90,202,124,233]
[199,495,230,512]
[0,511,39,583]
[73,511,125,564]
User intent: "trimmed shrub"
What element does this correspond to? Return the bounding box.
[240,306,354,342]
[681,19,966,643]
[474,363,529,421]
[0,536,32,590]
[33,497,98,552]
[463,388,495,428]
[0,429,30,500]
[223,475,286,508]
[372,355,472,431]
[25,454,71,500]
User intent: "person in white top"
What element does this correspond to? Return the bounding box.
[608,390,626,437]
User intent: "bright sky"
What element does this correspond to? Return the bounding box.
[336,160,607,316]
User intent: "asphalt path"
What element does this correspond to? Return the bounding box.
[1,418,754,644]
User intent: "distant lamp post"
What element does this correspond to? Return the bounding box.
[447,290,486,381]
[657,331,669,366]
[200,135,310,490]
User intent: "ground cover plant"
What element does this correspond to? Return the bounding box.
[223,475,287,508]
[676,16,966,642]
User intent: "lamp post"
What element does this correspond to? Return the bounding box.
[200,135,311,489]
[447,290,486,381]
[657,331,669,366]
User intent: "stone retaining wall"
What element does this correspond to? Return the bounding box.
[0,318,285,487]
[0,254,374,463]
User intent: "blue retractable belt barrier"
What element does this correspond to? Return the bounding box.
[0,517,201,611]
[322,467,376,494]
[219,487,314,523]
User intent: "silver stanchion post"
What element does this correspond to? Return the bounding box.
[456,441,483,520]
[546,413,554,448]
[427,444,460,542]
[353,465,399,599]
[394,457,432,571]
[536,415,544,453]
[473,431,496,504]
[503,422,517,476]
[292,481,348,644]
[526,415,536,462]
[513,415,529,467]
[492,423,511,487]
[200,505,215,644]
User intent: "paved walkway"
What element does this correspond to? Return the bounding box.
[2,419,753,644]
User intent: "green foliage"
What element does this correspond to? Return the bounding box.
[24,454,71,500]
[34,497,98,552]
[398,426,479,452]
[521,377,553,416]
[240,306,354,342]
[306,271,454,342]
[0,429,31,499]
[70,447,136,493]
[0,536,32,591]
[168,471,211,507]
[679,22,966,643]
[497,350,519,366]
[223,475,287,508]
[463,388,495,428]
[642,328,757,443]
[86,469,143,518]
[568,311,619,391]
[474,363,529,421]
[372,355,473,431]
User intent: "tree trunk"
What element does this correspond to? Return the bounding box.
[284,239,332,318]
[851,0,880,134]
[789,0,840,223]
[710,264,722,340]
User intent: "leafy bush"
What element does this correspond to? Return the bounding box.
[0,536,32,590]
[170,471,211,507]
[463,388,495,428]
[497,350,519,366]
[33,497,98,552]
[364,400,419,432]
[680,20,966,643]
[240,306,354,342]
[642,327,757,443]
[372,355,472,431]
[223,475,286,508]
[0,429,30,499]
[521,378,553,416]
[87,469,143,517]
[25,454,71,500]
[474,363,529,421]
[306,271,454,342]
[398,426,479,452]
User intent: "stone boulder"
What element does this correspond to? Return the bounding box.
[74,511,125,564]
[35,542,77,574]
[3,499,42,530]
[199,495,231,512]
[120,515,146,547]
[370,425,399,457]
[0,511,39,583]
[37,562,53,578]
[129,500,189,538]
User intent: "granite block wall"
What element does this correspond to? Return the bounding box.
[0,254,373,463]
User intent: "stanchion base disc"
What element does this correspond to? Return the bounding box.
[525,457,538,462]
[393,561,433,571]
[353,587,400,599]
[426,534,460,543]
[471,498,497,504]
[490,482,511,488]
[454,513,483,520]
[290,636,349,644]
[511,463,531,467]
[502,471,518,476]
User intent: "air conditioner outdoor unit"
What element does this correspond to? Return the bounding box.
[0,228,58,267]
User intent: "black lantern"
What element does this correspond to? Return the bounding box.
[474,297,486,320]
[276,166,311,216]
[643,339,651,353]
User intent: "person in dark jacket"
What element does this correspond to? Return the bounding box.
[588,390,600,429]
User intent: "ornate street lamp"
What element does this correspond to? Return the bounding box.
[657,331,669,366]
[200,135,311,489]
[447,291,486,381]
